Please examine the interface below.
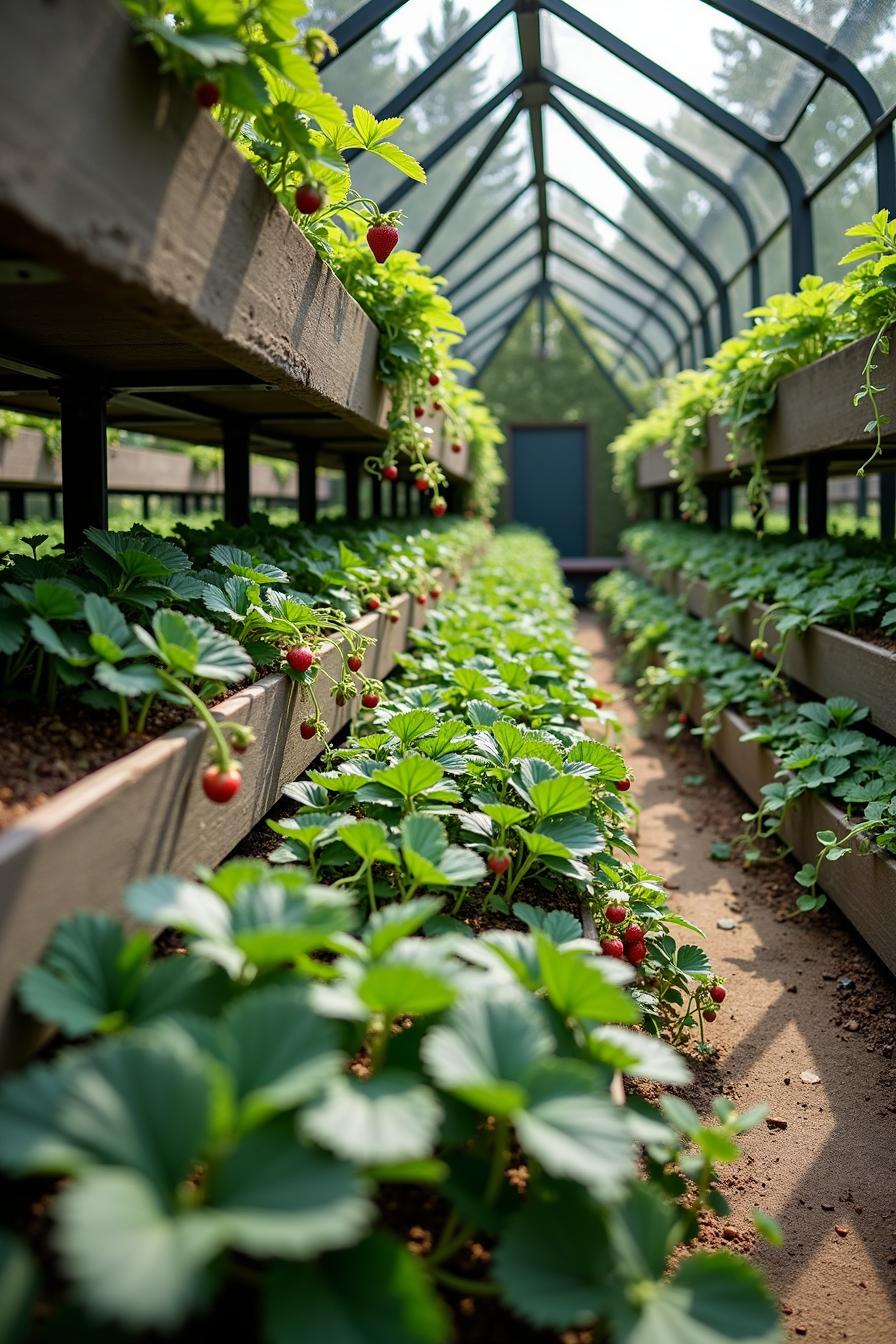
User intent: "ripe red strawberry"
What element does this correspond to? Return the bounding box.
[287,646,314,673]
[450,441,463,454]
[678,711,689,725]
[295,182,325,214]
[431,500,447,517]
[605,903,626,925]
[623,924,644,945]
[383,464,398,481]
[432,400,443,412]
[416,593,427,606]
[347,654,363,672]
[300,720,317,740]
[415,478,429,492]
[703,1009,717,1022]
[429,372,440,387]
[202,764,241,803]
[361,692,380,709]
[194,80,221,109]
[615,778,631,792]
[487,853,510,874]
[366,595,381,611]
[625,940,647,966]
[335,692,346,707]
[414,405,426,419]
[600,936,625,958]
[367,216,400,263]
[430,585,441,599]
[710,984,727,1004]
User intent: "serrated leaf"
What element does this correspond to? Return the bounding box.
[421,991,552,1114]
[302,1070,443,1163]
[529,775,592,819]
[537,936,639,1024]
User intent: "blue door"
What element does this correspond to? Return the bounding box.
[509,425,588,554]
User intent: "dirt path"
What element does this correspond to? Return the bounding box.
[578,613,896,1344]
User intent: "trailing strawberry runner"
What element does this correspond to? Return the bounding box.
[0,532,779,1343]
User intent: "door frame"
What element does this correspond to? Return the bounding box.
[505,421,592,555]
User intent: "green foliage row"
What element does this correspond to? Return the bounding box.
[596,568,896,911]
[0,514,484,767]
[610,211,896,524]
[622,521,896,641]
[0,532,780,1344]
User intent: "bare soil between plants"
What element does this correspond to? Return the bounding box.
[580,611,896,1344]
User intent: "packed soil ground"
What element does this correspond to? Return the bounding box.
[579,611,896,1344]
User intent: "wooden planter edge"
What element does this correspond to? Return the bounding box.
[0,561,474,1063]
[624,550,896,740]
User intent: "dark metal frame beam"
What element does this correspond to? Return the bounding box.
[550,215,695,358]
[541,0,814,283]
[448,222,536,302]
[369,0,516,122]
[548,178,710,347]
[415,102,523,253]
[705,0,896,208]
[430,176,536,276]
[516,3,550,315]
[550,97,733,342]
[380,78,522,213]
[462,283,543,352]
[551,248,683,369]
[474,288,538,380]
[551,280,663,380]
[456,248,542,319]
[546,69,761,306]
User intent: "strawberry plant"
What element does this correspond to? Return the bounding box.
[608,213,896,527]
[0,531,782,1340]
[0,871,778,1342]
[598,568,896,911]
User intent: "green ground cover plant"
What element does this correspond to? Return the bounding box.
[0,516,484,799]
[610,212,896,525]
[596,570,896,912]
[0,531,780,1344]
[622,521,896,651]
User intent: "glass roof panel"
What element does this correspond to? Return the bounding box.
[554,92,749,275]
[430,188,538,285]
[756,0,896,112]
[785,78,867,191]
[549,223,691,344]
[543,1,820,139]
[543,15,786,225]
[813,144,876,278]
[449,230,541,307]
[459,260,541,331]
[548,255,675,364]
[543,107,715,307]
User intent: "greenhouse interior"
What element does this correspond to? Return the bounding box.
[1,1,896,1341]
